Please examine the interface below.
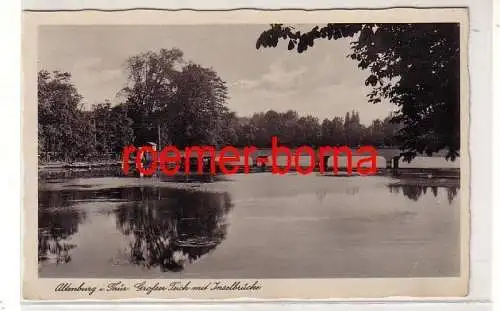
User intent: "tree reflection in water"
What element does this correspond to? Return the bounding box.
[388,184,459,203]
[38,190,87,264]
[113,187,233,272]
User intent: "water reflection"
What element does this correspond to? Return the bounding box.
[38,187,233,272]
[38,174,459,277]
[388,184,459,203]
[38,191,87,264]
[113,187,233,272]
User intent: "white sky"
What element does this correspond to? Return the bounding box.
[38,25,394,125]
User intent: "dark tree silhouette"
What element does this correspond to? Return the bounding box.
[38,70,95,161]
[120,48,185,147]
[387,184,459,203]
[256,23,460,161]
[38,210,81,264]
[113,187,233,272]
[167,63,229,148]
[38,190,87,264]
[92,101,135,155]
[120,49,230,149]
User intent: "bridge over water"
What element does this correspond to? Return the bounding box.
[249,147,450,169]
[174,147,451,169]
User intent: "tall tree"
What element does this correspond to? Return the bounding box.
[256,23,460,161]
[120,48,184,146]
[166,63,229,148]
[38,70,94,162]
[121,49,231,148]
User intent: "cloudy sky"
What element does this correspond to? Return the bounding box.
[39,25,393,125]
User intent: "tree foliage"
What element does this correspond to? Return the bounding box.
[114,188,233,272]
[223,109,398,148]
[38,47,402,164]
[120,48,184,146]
[256,23,460,161]
[92,101,135,155]
[38,70,94,161]
[121,49,229,149]
[166,63,229,148]
[38,71,135,162]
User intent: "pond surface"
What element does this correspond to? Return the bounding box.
[38,170,460,279]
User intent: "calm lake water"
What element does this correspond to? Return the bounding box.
[38,158,460,279]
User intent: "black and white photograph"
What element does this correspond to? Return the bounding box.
[22,8,470,300]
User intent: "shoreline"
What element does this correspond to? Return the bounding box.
[38,172,460,194]
[38,165,460,182]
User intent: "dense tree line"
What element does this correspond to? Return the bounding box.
[38,48,399,163]
[38,71,134,162]
[38,48,230,162]
[223,109,399,148]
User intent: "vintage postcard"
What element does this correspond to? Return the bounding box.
[22,8,470,300]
